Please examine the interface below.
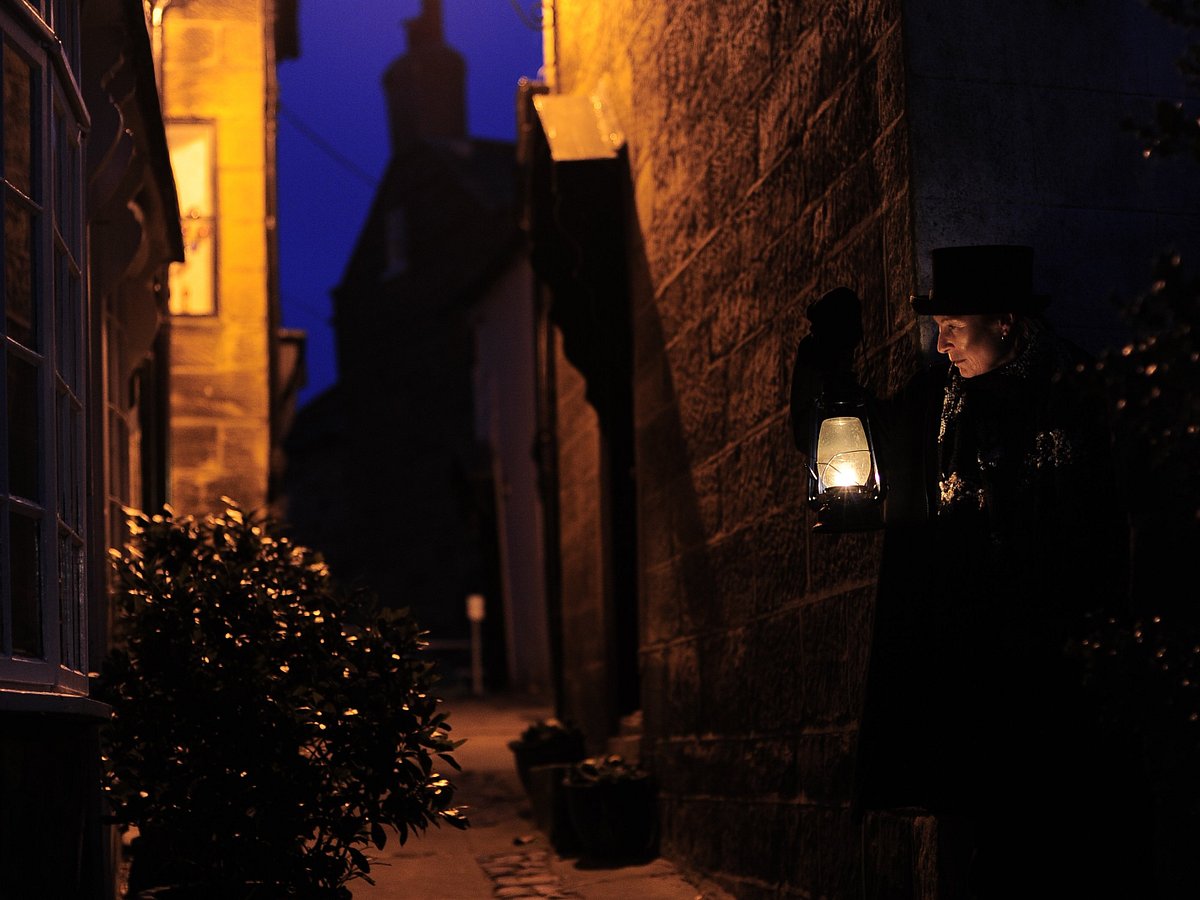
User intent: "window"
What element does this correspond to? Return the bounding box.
[1,4,87,693]
[166,120,217,315]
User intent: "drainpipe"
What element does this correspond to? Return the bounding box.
[541,0,558,92]
[149,0,171,93]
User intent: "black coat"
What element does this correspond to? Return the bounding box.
[791,325,1148,894]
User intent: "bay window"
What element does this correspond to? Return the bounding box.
[1,2,87,693]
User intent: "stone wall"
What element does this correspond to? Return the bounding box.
[553,330,617,750]
[543,0,1200,894]
[548,0,916,894]
[162,0,274,513]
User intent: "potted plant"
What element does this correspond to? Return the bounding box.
[507,718,586,794]
[562,755,658,861]
[96,503,468,899]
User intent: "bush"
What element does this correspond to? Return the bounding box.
[96,503,467,899]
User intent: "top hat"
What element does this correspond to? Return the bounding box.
[910,245,1049,315]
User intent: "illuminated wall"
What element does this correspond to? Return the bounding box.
[155,0,280,513]
[540,0,1200,896]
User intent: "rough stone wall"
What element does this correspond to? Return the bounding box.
[553,330,616,751]
[549,0,916,894]
[162,0,273,513]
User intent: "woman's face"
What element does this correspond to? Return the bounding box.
[933,314,1015,378]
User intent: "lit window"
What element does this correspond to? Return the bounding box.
[1,5,87,692]
[166,121,218,315]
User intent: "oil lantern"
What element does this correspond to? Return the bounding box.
[807,387,884,531]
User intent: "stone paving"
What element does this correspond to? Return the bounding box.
[353,692,714,899]
[478,849,581,898]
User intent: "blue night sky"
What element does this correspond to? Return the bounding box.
[277,0,543,406]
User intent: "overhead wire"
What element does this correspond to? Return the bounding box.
[506,0,542,30]
[277,100,380,189]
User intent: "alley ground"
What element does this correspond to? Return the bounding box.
[353,692,723,900]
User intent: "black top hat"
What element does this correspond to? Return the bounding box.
[910,245,1049,315]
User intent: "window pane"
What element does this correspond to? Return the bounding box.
[4,196,36,346]
[10,512,43,658]
[59,534,82,670]
[3,43,34,198]
[54,250,79,390]
[57,398,82,529]
[7,351,39,501]
[56,393,69,520]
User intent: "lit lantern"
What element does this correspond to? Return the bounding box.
[807,390,884,531]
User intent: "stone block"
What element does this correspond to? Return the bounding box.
[881,197,918,335]
[795,730,855,805]
[640,648,668,744]
[724,327,789,440]
[798,588,874,727]
[691,628,744,734]
[219,19,264,66]
[743,608,803,731]
[171,424,218,469]
[796,805,861,898]
[751,506,809,614]
[708,275,764,371]
[664,639,702,736]
[757,26,820,174]
[658,796,724,874]
[638,485,677,572]
[705,526,761,629]
[221,424,268,478]
[660,735,798,802]
[641,559,682,646]
[807,526,881,596]
[203,473,265,513]
[170,371,262,420]
[673,355,727,467]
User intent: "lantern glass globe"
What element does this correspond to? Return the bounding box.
[816,416,872,489]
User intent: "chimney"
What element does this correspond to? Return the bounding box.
[382,0,467,151]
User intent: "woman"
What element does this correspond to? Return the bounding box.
[791,246,1148,897]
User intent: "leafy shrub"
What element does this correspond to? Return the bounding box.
[508,718,584,754]
[96,503,467,898]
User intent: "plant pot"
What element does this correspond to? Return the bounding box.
[563,776,658,861]
[508,735,586,794]
[525,763,579,854]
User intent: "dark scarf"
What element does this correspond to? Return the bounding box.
[935,322,1075,547]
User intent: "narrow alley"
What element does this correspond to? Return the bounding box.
[353,694,714,900]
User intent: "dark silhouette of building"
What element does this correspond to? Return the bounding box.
[284,0,548,692]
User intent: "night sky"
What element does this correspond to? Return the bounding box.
[277,0,543,406]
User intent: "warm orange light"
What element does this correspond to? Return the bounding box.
[815,416,872,490]
[166,122,216,315]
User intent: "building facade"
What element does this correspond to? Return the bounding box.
[1,0,182,895]
[152,0,297,514]
[526,1,1200,895]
